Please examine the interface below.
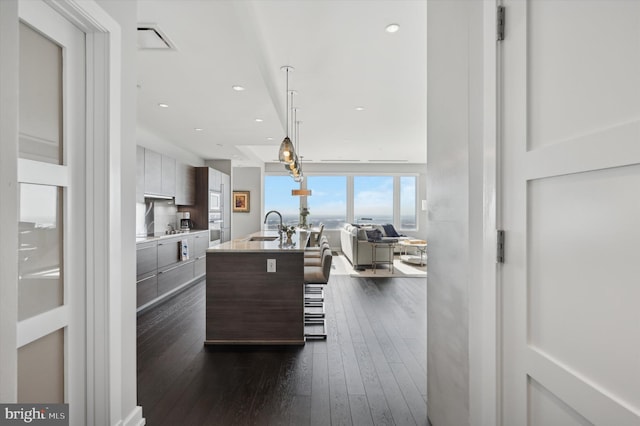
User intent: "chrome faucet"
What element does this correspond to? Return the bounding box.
[264,210,283,239]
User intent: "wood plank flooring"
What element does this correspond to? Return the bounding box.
[137,264,427,426]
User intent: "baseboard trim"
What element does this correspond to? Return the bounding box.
[122,406,145,426]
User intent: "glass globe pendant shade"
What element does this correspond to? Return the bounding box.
[278,137,295,163]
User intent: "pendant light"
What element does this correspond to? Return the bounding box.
[284,91,302,180]
[278,66,296,164]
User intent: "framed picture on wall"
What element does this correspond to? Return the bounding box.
[232,191,250,212]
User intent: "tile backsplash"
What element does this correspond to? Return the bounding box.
[135,199,178,236]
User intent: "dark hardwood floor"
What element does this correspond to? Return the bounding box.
[137,264,427,425]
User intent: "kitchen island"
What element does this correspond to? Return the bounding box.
[205,230,310,346]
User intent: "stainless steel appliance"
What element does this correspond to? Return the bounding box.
[209,211,222,246]
[209,190,221,211]
[178,167,229,246]
[177,212,192,231]
[208,188,223,246]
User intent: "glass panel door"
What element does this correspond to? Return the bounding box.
[16,1,85,411]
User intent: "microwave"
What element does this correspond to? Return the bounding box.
[209,190,221,211]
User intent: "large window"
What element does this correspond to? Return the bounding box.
[264,176,299,229]
[354,176,393,225]
[400,176,417,229]
[264,174,419,230]
[306,176,347,230]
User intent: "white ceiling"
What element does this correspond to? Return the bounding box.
[136,0,426,166]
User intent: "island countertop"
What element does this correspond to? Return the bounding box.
[207,229,310,253]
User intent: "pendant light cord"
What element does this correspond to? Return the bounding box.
[285,67,289,138]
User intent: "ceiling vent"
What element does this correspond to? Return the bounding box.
[137,24,176,50]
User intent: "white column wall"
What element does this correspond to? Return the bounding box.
[94,1,141,425]
[426,1,484,425]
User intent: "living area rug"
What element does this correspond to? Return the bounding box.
[331,253,427,278]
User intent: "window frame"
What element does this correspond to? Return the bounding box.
[263,172,419,231]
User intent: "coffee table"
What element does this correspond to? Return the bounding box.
[398,240,427,266]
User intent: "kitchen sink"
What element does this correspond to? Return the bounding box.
[249,236,279,241]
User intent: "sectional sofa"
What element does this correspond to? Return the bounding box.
[340,223,409,270]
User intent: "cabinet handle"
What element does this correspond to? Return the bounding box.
[136,274,156,284]
[158,260,194,274]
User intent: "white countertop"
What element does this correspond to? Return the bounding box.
[207,230,310,253]
[135,229,208,244]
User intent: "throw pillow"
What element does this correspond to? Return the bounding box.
[366,229,383,242]
[382,224,401,238]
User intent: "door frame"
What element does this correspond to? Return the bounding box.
[469,1,501,425]
[0,1,136,424]
[475,1,500,425]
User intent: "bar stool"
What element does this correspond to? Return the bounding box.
[303,250,332,340]
[309,223,325,247]
[304,235,328,255]
[304,242,330,266]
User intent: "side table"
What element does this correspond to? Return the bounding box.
[371,242,396,273]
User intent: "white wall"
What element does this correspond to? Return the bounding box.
[94,1,140,424]
[426,1,484,425]
[206,159,232,175]
[231,166,263,238]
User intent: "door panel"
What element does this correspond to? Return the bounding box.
[18,184,64,320]
[528,378,591,426]
[526,1,640,150]
[500,1,640,424]
[18,22,62,164]
[17,329,64,403]
[528,166,640,409]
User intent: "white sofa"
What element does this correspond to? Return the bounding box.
[340,224,409,270]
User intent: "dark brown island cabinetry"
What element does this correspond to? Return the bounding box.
[205,231,307,346]
[136,230,208,311]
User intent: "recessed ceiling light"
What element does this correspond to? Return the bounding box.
[158,103,169,108]
[232,85,245,91]
[355,106,365,111]
[266,137,274,141]
[385,23,400,33]
[194,128,203,131]
[255,118,263,122]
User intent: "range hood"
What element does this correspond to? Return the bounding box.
[144,193,173,200]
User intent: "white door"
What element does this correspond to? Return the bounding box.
[500,1,640,425]
[15,0,86,422]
